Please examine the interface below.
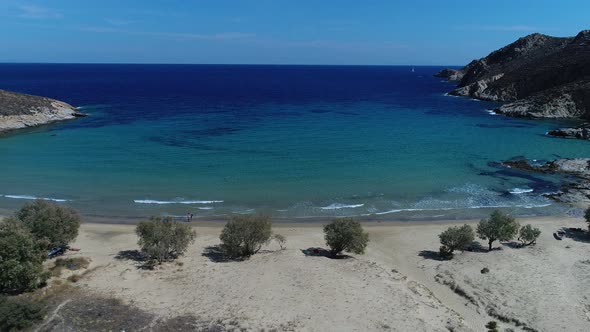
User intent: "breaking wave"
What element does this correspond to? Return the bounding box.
[510,188,534,194]
[1,194,69,202]
[320,203,365,210]
[134,199,223,205]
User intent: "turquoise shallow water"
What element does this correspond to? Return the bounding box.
[0,64,588,221]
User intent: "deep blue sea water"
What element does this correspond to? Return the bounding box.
[1,64,588,221]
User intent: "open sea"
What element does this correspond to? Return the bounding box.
[1,64,588,221]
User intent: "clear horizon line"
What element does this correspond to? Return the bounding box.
[0,61,464,67]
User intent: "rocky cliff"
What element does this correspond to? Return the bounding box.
[436,30,590,119]
[0,89,84,133]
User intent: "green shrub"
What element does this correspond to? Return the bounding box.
[324,218,369,256]
[477,210,519,251]
[0,221,47,294]
[220,214,272,257]
[518,224,541,246]
[438,224,474,257]
[136,217,196,263]
[0,296,45,331]
[485,320,499,332]
[14,200,81,249]
[274,233,287,250]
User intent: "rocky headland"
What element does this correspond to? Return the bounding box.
[0,89,84,134]
[436,30,590,120]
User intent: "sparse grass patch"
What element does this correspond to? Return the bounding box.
[486,307,538,332]
[51,257,91,277]
[67,274,82,283]
[434,274,478,306]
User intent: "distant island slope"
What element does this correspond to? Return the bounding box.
[0,89,84,133]
[436,30,590,119]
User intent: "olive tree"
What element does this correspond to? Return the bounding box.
[477,210,519,251]
[274,233,287,250]
[518,224,541,246]
[324,218,369,257]
[220,214,272,258]
[136,216,196,263]
[14,200,81,249]
[439,224,474,257]
[0,220,47,294]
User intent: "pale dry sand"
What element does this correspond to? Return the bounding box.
[47,217,590,331]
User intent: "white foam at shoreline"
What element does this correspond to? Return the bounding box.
[509,188,534,194]
[134,199,223,205]
[365,203,552,216]
[485,109,498,115]
[1,194,69,202]
[320,203,365,210]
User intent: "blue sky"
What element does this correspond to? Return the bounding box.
[0,0,588,65]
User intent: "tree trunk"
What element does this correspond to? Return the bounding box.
[488,240,493,251]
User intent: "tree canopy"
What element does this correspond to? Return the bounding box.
[439,224,474,257]
[14,200,81,249]
[518,224,541,246]
[324,218,369,257]
[477,210,519,251]
[220,214,272,258]
[136,216,196,263]
[0,220,47,294]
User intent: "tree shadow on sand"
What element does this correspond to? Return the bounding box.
[418,250,450,261]
[419,242,489,261]
[114,250,154,270]
[465,242,489,253]
[300,247,352,259]
[501,241,524,249]
[560,227,590,243]
[201,245,244,263]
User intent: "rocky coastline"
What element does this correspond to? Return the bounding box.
[0,89,85,134]
[436,30,590,209]
[547,126,590,140]
[503,158,590,207]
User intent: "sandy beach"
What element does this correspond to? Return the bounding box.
[23,215,588,332]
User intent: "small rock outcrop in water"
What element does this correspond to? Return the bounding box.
[436,30,590,119]
[433,68,464,81]
[547,127,590,140]
[0,89,84,133]
[503,158,590,206]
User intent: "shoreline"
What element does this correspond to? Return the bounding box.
[82,214,568,229]
[1,210,570,228]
